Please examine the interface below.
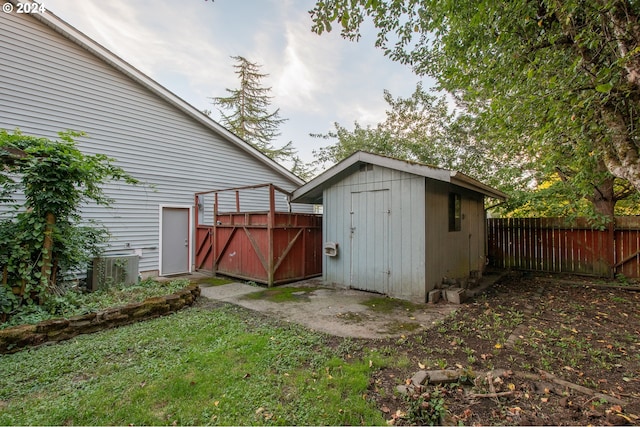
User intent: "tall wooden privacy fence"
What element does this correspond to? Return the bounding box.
[487,217,640,278]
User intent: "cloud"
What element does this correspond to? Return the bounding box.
[47,0,234,103]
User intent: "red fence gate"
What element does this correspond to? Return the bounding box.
[487,217,640,278]
[195,184,322,286]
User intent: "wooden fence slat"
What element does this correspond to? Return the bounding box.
[487,217,640,278]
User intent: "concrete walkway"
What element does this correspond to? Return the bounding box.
[198,280,457,339]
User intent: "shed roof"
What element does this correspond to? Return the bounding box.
[19,0,303,187]
[291,151,507,204]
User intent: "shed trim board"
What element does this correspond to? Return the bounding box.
[158,205,193,276]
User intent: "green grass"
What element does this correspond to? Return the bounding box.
[1,278,192,329]
[0,305,387,426]
[360,296,418,313]
[196,276,235,287]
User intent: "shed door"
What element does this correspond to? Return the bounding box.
[350,189,390,293]
[161,207,190,275]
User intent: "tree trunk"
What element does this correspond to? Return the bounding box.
[41,212,55,292]
[602,109,640,192]
[590,177,616,219]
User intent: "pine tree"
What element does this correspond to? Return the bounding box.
[211,56,294,162]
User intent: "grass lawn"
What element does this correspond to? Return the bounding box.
[0,303,388,426]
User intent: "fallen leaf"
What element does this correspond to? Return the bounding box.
[494,343,503,349]
[214,401,219,407]
[541,397,549,403]
[418,362,426,369]
[508,407,522,416]
[508,383,516,391]
[381,405,390,413]
[369,360,373,368]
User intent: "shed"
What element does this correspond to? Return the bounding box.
[291,152,507,302]
[0,4,310,280]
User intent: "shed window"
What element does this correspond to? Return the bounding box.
[449,193,461,232]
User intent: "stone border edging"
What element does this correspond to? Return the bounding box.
[0,284,201,354]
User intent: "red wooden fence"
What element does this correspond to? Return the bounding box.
[195,184,322,286]
[487,217,640,278]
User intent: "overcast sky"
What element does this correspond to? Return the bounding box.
[44,0,430,170]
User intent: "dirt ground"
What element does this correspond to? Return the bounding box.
[199,272,640,425]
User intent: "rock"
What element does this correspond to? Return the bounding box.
[411,370,428,386]
[426,370,461,384]
[396,385,409,395]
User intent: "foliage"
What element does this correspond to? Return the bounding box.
[0,129,137,317]
[210,56,316,180]
[0,305,387,425]
[311,83,640,217]
[0,278,190,329]
[211,57,291,158]
[313,83,455,165]
[404,387,447,426]
[309,0,640,219]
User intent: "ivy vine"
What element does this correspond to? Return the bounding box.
[0,128,137,320]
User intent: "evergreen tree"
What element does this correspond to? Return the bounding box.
[210,56,295,162]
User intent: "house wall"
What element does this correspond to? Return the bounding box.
[323,164,426,301]
[424,180,487,291]
[0,11,303,275]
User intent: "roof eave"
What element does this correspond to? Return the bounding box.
[292,151,507,204]
[450,172,507,200]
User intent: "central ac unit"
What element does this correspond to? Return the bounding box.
[87,254,139,291]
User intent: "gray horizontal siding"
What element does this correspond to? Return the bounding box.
[0,10,306,274]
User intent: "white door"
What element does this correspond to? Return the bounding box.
[160,206,190,275]
[350,189,390,293]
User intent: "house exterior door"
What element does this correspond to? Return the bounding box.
[160,206,190,275]
[350,189,390,293]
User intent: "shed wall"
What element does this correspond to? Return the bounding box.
[0,11,304,274]
[323,164,426,301]
[424,180,486,290]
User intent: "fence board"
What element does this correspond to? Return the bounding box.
[487,217,640,278]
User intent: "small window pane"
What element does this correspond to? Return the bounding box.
[449,193,461,232]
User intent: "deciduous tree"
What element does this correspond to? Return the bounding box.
[310,0,640,220]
